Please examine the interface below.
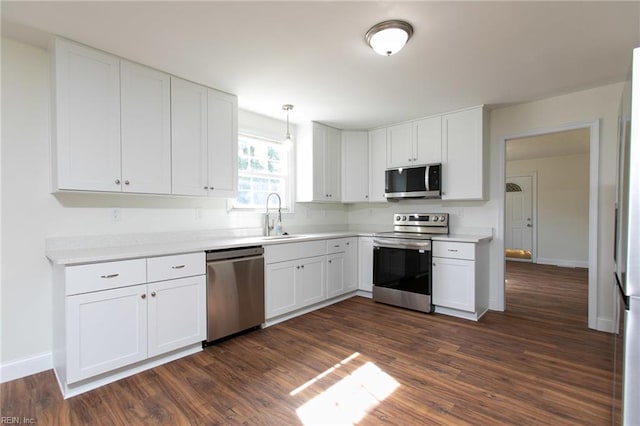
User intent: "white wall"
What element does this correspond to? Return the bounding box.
[490,83,624,331]
[507,153,589,267]
[0,38,347,367]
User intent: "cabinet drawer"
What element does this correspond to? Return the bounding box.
[326,237,356,254]
[265,240,326,264]
[147,252,205,282]
[432,241,475,260]
[65,259,147,296]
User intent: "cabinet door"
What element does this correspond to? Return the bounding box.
[341,131,369,202]
[207,89,238,197]
[432,257,475,312]
[147,276,206,357]
[52,38,122,192]
[441,107,485,200]
[327,253,345,298]
[297,255,326,307]
[265,260,297,318]
[311,123,327,201]
[343,239,358,292]
[324,126,342,200]
[414,116,442,165]
[66,285,147,383]
[171,77,208,196]
[358,237,374,292]
[120,61,171,194]
[386,123,414,168]
[368,128,387,202]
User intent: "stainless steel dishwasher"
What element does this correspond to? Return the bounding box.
[205,246,265,343]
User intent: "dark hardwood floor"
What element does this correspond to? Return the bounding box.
[1,261,614,425]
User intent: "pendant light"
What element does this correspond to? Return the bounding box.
[365,20,414,56]
[283,104,293,144]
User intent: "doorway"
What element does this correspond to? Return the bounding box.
[499,121,599,329]
[505,173,536,262]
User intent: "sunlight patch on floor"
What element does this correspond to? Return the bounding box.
[294,353,400,425]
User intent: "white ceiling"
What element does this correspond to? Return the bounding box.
[2,1,639,130]
[506,128,590,162]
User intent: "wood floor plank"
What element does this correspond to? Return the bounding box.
[1,261,614,424]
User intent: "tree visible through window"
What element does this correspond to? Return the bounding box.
[235,134,290,209]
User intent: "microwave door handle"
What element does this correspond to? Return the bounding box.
[425,165,430,192]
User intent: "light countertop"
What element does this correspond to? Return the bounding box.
[46,231,492,265]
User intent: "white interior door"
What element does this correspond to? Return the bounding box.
[506,175,534,262]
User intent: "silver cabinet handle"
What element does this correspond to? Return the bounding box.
[171,265,186,269]
[141,294,146,299]
[448,249,458,252]
[100,273,119,279]
[115,179,121,185]
[334,244,340,248]
[151,291,156,297]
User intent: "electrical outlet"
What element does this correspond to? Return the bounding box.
[112,208,121,222]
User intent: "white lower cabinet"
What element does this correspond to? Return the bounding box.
[432,240,489,320]
[264,237,358,322]
[265,255,326,319]
[432,257,475,312]
[358,237,374,293]
[54,252,205,397]
[147,276,206,357]
[66,284,147,383]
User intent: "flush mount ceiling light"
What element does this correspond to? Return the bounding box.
[365,20,414,56]
[283,104,294,143]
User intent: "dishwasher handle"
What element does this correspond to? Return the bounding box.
[206,246,264,262]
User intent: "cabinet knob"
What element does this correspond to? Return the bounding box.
[296,266,300,269]
[329,260,332,263]
[413,157,417,161]
[124,180,130,185]
[141,294,146,299]
[115,179,121,185]
[301,265,305,269]
[204,186,209,190]
[171,265,186,269]
[433,263,436,266]
[365,195,369,199]
[151,291,156,297]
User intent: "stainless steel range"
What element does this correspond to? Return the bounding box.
[373,213,449,313]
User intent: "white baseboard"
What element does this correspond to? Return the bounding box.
[596,316,615,333]
[536,258,589,268]
[0,352,52,383]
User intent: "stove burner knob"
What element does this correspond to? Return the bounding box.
[396,215,401,221]
[433,216,439,222]
[440,215,446,222]
[402,216,407,221]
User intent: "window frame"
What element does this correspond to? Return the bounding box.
[229,130,295,213]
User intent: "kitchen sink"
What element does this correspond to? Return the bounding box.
[258,234,301,240]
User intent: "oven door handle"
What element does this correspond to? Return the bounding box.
[373,237,431,251]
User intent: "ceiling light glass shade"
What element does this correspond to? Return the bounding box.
[365,20,414,56]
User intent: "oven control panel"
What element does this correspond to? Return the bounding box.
[393,213,449,227]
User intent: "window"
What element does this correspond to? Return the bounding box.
[234,133,291,210]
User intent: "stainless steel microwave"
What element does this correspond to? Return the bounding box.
[385,164,441,200]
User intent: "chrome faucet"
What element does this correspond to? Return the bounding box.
[264,192,282,236]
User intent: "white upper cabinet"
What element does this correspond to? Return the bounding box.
[386,123,414,168]
[51,37,238,198]
[170,77,208,196]
[120,61,171,194]
[207,88,238,198]
[441,106,486,200]
[297,122,341,202]
[387,116,441,168]
[368,128,387,202]
[414,116,442,165]
[171,80,238,198]
[52,38,122,192]
[341,131,369,202]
